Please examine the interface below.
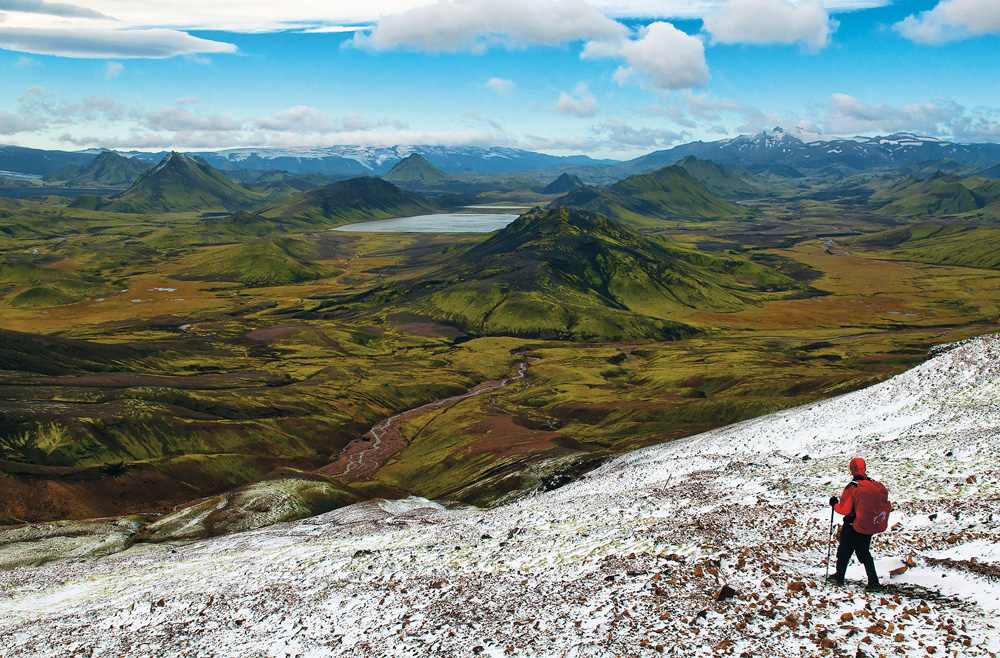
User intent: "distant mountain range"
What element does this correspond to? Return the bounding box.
[628,128,1000,173]
[3,129,1000,182]
[128,145,618,177]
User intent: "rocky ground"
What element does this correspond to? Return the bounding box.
[1,335,998,657]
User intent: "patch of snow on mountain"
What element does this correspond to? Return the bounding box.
[1,336,999,657]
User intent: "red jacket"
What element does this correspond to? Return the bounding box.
[834,476,871,529]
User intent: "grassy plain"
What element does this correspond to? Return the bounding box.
[1,191,998,521]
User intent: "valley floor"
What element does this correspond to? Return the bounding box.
[2,335,998,657]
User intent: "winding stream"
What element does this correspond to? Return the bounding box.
[318,362,528,481]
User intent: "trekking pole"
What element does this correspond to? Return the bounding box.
[824,507,835,587]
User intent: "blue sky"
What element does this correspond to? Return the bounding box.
[0,0,998,158]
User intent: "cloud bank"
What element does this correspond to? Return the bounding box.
[894,0,1000,45]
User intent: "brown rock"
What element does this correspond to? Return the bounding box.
[717,585,739,601]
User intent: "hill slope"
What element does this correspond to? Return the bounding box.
[383,154,449,186]
[542,172,585,194]
[855,222,1000,269]
[873,173,981,217]
[337,207,799,340]
[552,164,747,224]
[65,152,148,187]
[99,153,261,213]
[674,156,759,199]
[264,176,435,224]
[4,334,998,656]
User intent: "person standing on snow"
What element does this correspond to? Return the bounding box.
[828,456,891,591]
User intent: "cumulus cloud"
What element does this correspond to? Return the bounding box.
[556,82,598,118]
[0,25,237,59]
[144,106,242,132]
[103,61,123,79]
[485,77,515,96]
[24,1,889,33]
[703,0,835,51]
[823,92,963,135]
[592,120,685,149]
[894,0,1000,45]
[586,21,708,90]
[0,110,45,134]
[0,0,109,19]
[253,105,338,133]
[354,0,626,52]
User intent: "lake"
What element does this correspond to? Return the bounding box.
[0,186,119,199]
[333,212,519,233]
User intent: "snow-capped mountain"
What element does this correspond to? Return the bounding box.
[629,128,1000,173]
[2,334,998,656]
[123,145,617,177]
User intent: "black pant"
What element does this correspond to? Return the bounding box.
[834,522,879,586]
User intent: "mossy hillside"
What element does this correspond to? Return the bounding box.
[0,260,115,308]
[553,164,749,223]
[96,153,263,213]
[674,156,760,199]
[341,208,803,340]
[176,238,324,287]
[263,176,435,224]
[384,154,449,186]
[855,222,1000,269]
[64,151,149,187]
[871,172,1000,218]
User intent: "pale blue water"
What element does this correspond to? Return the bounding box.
[333,212,518,233]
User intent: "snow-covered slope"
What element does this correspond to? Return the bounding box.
[3,336,999,657]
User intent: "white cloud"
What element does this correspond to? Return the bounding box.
[0,110,45,134]
[894,0,1000,45]
[299,25,373,34]
[354,0,627,52]
[144,106,242,132]
[703,0,835,51]
[584,21,709,90]
[0,0,109,19]
[103,61,123,79]
[592,120,685,149]
[556,82,598,118]
[485,77,515,96]
[253,105,338,133]
[17,2,888,33]
[0,25,237,59]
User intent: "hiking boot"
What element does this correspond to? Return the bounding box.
[865,583,883,593]
[826,575,845,587]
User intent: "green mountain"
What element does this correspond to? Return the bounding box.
[856,222,1000,270]
[264,176,435,224]
[873,172,984,217]
[674,156,758,199]
[384,154,449,186]
[979,164,1000,179]
[66,151,148,187]
[333,207,800,340]
[176,237,323,288]
[552,164,748,225]
[97,153,262,213]
[0,261,113,309]
[542,173,586,194]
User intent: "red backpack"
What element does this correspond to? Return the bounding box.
[852,479,892,535]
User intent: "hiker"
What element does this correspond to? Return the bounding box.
[828,456,891,591]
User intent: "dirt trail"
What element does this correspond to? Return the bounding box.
[318,362,528,481]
